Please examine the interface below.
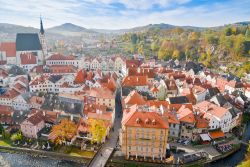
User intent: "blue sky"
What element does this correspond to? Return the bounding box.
[0,0,249,29]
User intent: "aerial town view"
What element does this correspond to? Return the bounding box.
[0,0,250,167]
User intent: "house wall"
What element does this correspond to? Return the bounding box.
[121,126,169,160]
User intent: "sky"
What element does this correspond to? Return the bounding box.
[0,0,249,30]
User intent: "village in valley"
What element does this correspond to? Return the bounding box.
[0,18,250,167]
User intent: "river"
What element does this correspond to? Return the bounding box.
[206,123,250,167]
[0,152,84,167]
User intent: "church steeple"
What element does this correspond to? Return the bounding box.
[40,16,45,35]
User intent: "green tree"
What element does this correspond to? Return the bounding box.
[131,33,138,45]
[225,26,232,36]
[10,132,22,142]
[245,29,250,41]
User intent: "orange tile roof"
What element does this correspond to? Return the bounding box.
[0,42,16,57]
[150,86,159,92]
[74,70,86,84]
[122,75,148,87]
[165,112,180,124]
[20,53,37,65]
[128,67,155,78]
[0,105,14,116]
[194,101,228,119]
[122,109,169,129]
[47,53,75,60]
[124,90,146,106]
[195,115,209,129]
[209,130,225,139]
[177,105,195,124]
[147,100,169,108]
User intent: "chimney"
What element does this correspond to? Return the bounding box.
[137,77,139,82]
[43,111,46,116]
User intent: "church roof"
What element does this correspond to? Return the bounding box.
[16,33,42,51]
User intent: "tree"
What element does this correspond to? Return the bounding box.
[50,119,77,145]
[10,132,22,142]
[131,33,138,45]
[224,26,232,36]
[88,119,107,144]
[172,50,181,60]
[245,29,250,41]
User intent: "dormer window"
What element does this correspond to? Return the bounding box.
[152,119,156,125]
[145,118,150,124]
[136,118,141,124]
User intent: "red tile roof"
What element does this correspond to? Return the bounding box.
[177,105,195,124]
[122,76,148,87]
[0,42,16,57]
[0,105,14,116]
[122,106,169,129]
[25,112,45,125]
[47,54,75,60]
[124,90,146,106]
[0,88,20,99]
[20,53,37,65]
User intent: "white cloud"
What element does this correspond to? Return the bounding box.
[0,0,249,29]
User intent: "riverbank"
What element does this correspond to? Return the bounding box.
[0,145,92,165]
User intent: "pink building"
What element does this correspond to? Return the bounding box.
[20,112,45,138]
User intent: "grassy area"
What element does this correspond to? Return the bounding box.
[68,148,95,158]
[0,139,12,147]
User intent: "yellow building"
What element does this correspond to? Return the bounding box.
[120,105,169,161]
[86,87,115,109]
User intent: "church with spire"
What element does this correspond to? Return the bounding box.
[39,16,47,64]
[15,16,47,66]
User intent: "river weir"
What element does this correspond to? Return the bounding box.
[0,152,84,167]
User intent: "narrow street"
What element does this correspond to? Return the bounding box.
[88,88,122,167]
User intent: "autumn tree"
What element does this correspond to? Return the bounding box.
[10,132,22,142]
[50,119,77,145]
[88,119,107,144]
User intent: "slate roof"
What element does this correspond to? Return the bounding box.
[207,87,220,98]
[169,96,189,104]
[185,61,203,74]
[16,33,42,51]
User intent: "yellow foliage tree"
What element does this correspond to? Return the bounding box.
[88,119,107,144]
[172,50,181,60]
[50,119,77,145]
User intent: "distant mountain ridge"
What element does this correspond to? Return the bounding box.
[0,21,249,37]
[47,23,87,32]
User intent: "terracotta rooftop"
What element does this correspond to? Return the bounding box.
[124,90,146,106]
[47,54,75,61]
[122,105,169,129]
[20,53,37,65]
[25,112,45,125]
[0,42,16,57]
[122,75,148,87]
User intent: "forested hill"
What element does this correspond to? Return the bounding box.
[118,23,250,77]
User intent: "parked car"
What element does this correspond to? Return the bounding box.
[183,140,190,145]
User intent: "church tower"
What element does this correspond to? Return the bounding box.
[39,16,47,65]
